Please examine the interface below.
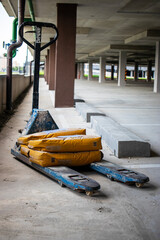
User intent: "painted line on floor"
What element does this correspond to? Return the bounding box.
[122,164,160,169]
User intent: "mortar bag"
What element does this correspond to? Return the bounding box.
[17,128,86,145]
[29,149,102,167]
[20,145,30,157]
[28,135,102,152]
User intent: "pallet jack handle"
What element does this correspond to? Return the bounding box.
[19,21,58,109]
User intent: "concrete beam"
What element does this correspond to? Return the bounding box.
[88,44,154,58]
[77,54,89,61]
[76,27,91,34]
[125,31,148,44]
[125,30,160,44]
[90,46,110,56]
[109,45,153,51]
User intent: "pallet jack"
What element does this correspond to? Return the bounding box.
[11,21,149,196]
[11,21,100,196]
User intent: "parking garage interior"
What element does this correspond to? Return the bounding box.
[0,1,160,240]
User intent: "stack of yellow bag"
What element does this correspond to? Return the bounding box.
[18,128,102,167]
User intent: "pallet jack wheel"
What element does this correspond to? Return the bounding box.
[85,191,94,196]
[135,182,144,188]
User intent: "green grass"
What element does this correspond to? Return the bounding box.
[40,70,44,75]
[83,74,154,81]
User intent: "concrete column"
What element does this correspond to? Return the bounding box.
[118,51,126,86]
[48,50,51,85]
[55,3,77,107]
[131,70,134,78]
[154,41,160,92]
[76,63,80,79]
[111,64,114,80]
[116,64,119,80]
[147,60,152,82]
[80,63,85,79]
[82,63,85,79]
[143,71,145,78]
[45,50,50,84]
[48,42,56,90]
[134,62,138,81]
[75,63,77,79]
[88,60,92,81]
[78,63,81,79]
[44,57,47,81]
[99,57,106,83]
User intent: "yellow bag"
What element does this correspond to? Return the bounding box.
[17,128,86,145]
[28,135,102,152]
[29,149,102,167]
[20,145,30,157]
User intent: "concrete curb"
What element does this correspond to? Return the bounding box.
[75,102,106,122]
[75,101,150,158]
[91,116,150,158]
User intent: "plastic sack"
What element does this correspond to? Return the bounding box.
[17,128,86,145]
[20,145,30,157]
[28,135,102,152]
[29,149,102,167]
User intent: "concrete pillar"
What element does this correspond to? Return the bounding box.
[55,3,77,107]
[88,60,92,81]
[154,41,160,92]
[116,64,119,80]
[48,42,56,90]
[111,64,114,80]
[45,50,50,84]
[143,71,145,78]
[99,57,106,83]
[48,50,51,85]
[118,51,126,86]
[80,63,85,79]
[147,60,152,82]
[134,62,138,81]
[76,63,80,79]
[131,70,134,78]
[44,57,47,81]
[75,63,78,79]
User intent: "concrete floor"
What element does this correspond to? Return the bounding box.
[0,78,160,240]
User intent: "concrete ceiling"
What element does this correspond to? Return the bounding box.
[2,0,160,64]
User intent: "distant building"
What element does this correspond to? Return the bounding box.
[0,55,6,72]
